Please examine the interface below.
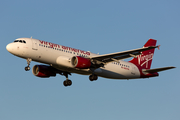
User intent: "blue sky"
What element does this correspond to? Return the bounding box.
[1,0,179,120]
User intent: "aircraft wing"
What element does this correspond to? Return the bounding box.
[142,66,176,73]
[90,46,158,66]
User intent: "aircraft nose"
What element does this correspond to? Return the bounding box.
[6,43,13,53]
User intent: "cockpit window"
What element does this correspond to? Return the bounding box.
[14,40,26,43]
[14,40,19,42]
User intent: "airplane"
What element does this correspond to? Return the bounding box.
[6,38,175,87]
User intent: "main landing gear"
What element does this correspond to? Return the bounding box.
[89,68,98,81]
[25,58,32,71]
[62,72,72,87]
[89,74,98,81]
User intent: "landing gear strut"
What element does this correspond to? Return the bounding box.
[89,74,98,81]
[62,72,72,87]
[25,58,32,71]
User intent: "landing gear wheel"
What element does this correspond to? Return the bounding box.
[25,66,30,71]
[67,80,72,86]
[89,75,93,81]
[25,58,32,71]
[89,75,98,81]
[63,81,68,87]
[63,80,72,87]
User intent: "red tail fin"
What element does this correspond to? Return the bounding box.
[129,39,157,69]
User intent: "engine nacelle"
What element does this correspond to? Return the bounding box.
[71,56,91,69]
[56,56,72,68]
[32,65,56,78]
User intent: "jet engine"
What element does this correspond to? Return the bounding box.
[32,65,56,78]
[71,56,91,69]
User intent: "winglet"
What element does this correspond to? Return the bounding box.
[158,45,160,50]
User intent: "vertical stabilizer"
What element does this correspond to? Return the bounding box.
[129,39,157,69]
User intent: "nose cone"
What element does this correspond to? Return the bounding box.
[6,43,13,53]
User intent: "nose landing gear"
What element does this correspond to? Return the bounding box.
[25,66,30,71]
[25,58,32,71]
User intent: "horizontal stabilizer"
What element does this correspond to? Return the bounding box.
[142,66,176,73]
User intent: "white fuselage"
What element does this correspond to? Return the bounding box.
[6,38,141,79]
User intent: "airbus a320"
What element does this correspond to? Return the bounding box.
[6,38,175,87]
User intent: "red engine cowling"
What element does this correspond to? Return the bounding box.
[71,56,91,69]
[32,65,56,78]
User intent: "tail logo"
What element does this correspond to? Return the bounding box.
[138,53,154,68]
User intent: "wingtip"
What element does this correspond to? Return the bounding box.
[168,66,176,69]
[171,66,176,69]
